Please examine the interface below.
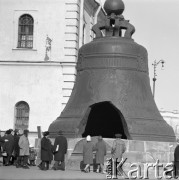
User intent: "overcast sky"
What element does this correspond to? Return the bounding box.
[101,0,179,112]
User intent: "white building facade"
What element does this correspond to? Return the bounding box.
[161,110,179,139]
[0,0,104,132]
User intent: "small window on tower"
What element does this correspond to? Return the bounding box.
[17,14,34,48]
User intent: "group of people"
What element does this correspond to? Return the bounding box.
[3,128,179,178]
[39,130,67,171]
[0,129,36,168]
[0,128,127,173]
[82,133,126,173]
[39,131,179,176]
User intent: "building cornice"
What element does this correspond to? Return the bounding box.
[0,60,62,66]
[160,110,179,115]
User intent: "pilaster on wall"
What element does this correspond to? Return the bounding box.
[62,0,81,109]
[62,0,102,110]
[61,62,76,110]
[64,0,80,62]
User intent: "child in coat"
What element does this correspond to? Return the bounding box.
[29,147,37,166]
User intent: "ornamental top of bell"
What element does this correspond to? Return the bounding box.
[92,0,135,39]
[104,0,125,16]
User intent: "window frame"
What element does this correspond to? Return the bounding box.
[14,101,30,130]
[17,14,34,49]
[12,10,38,51]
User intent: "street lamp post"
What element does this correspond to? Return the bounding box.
[152,60,165,99]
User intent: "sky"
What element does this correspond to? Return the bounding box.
[101,0,179,112]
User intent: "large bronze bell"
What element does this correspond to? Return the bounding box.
[49,0,175,142]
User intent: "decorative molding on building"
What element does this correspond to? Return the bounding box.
[12,48,37,51]
[63,0,81,109]
[0,60,62,67]
[160,110,179,115]
[61,61,77,109]
[64,0,80,63]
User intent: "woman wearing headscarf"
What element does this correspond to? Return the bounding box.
[40,131,53,170]
[83,135,95,172]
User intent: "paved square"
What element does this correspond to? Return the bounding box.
[0,166,107,180]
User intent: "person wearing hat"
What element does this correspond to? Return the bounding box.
[18,129,30,169]
[0,132,7,155]
[9,129,13,134]
[52,130,67,171]
[174,138,179,178]
[111,133,126,176]
[111,133,126,162]
[0,132,9,165]
[95,135,107,173]
[83,135,95,173]
[14,129,23,168]
[0,132,5,164]
[40,131,53,170]
[2,129,14,166]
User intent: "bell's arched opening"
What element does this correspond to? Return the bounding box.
[82,101,130,139]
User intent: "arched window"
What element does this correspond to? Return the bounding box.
[18,14,34,48]
[15,101,30,130]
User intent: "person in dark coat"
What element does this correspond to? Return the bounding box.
[0,135,3,161]
[0,133,8,158]
[40,131,53,170]
[3,130,15,166]
[14,129,23,168]
[0,135,3,157]
[111,134,126,162]
[1,131,9,165]
[13,129,20,166]
[52,130,67,171]
[111,133,126,176]
[95,135,107,173]
[83,135,95,173]
[174,139,179,177]
[0,135,5,144]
